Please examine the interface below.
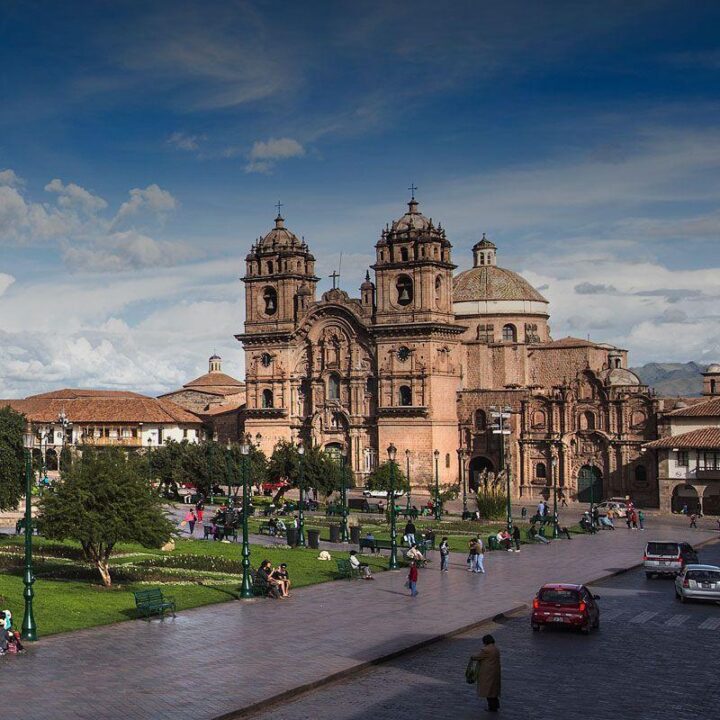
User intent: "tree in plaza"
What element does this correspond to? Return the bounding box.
[366,461,410,495]
[0,406,25,511]
[223,442,268,500]
[267,441,343,502]
[59,445,73,473]
[39,447,174,587]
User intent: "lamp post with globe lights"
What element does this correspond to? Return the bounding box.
[387,444,399,569]
[21,429,38,641]
[239,436,253,598]
[297,443,306,547]
[433,449,441,521]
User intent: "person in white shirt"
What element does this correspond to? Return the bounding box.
[349,550,373,579]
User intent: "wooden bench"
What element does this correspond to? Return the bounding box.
[259,522,276,535]
[362,501,383,513]
[133,588,176,620]
[336,558,361,579]
[358,538,394,554]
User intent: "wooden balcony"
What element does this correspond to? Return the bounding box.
[697,466,720,481]
[78,437,143,447]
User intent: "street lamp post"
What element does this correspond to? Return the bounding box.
[458,447,468,519]
[551,444,559,539]
[297,444,306,547]
[491,406,513,533]
[405,449,411,513]
[433,449,441,521]
[589,457,597,533]
[21,430,37,641]
[387,444,399,569]
[147,436,153,483]
[239,437,253,598]
[340,451,349,542]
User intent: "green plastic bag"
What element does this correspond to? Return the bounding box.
[465,658,479,684]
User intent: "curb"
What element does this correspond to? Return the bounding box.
[215,534,720,720]
[213,603,528,720]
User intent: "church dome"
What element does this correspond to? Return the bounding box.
[706,363,720,373]
[453,265,548,303]
[259,214,301,249]
[599,367,641,387]
[391,198,434,233]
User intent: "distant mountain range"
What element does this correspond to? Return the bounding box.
[631,362,705,397]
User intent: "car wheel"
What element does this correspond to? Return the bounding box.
[592,617,600,630]
[645,572,653,579]
[531,623,540,632]
[580,625,590,636]
[678,592,686,604]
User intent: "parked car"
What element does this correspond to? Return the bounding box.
[595,500,628,518]
[675,564,720,603]
[644,540,698,578]
[531,583,600,634]
[362,489,406,498]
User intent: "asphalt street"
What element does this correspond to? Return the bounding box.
[249,539,720,720]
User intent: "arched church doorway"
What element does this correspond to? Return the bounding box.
[468,456,494,492]
[671,484,700,514]
[703,485,720,516]
[577,464,602,503]
[324,442,345,463]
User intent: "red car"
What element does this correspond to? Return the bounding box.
[261,479,290,496]
[531,583,600,634]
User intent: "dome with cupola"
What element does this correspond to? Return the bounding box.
[258,213,303,249]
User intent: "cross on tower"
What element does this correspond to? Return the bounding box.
[329,270,340,289]
[275,200,283,216]
[408,183,417,200]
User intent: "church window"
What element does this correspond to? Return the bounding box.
[535,462,547,479]
[261,353,272,367]
[502,324,517,343]
[445,453,451,468]
[677,451,689,467]
[579,411,595,431]
[261,389,274,408]
[263,287,277,315]
[267,261,274,274]
[711,379,717,394]
[400,247,409,262]
[531,410,546,428]
[634,465,647,485]
[397,346,410,362]
[614,357,621,368]
[479,253,485,265]
[396,275,413,306]
[399,385,412,406]
[435,275,442,303]
[366,377,375,394]
[474,409,486,430]
[631,411,646,429]
[328,373,341,401]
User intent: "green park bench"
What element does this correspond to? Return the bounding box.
[336,558,361,579]
[133,588,176,620]
[259,522,276,535]
[325,504,344,516]
[362,501,383,513]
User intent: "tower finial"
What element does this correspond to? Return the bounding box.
[408,183,417,201]
[275,200,284,217]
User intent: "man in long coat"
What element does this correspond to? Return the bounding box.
[471,634,501,712]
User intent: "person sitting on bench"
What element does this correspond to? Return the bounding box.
[405,544,426,563]
[528,527,550,544]
[349,550,374,579]
[258,560,282,598]
[271,563,291,597]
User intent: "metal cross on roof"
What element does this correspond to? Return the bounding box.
[329,270,340,289]
[275,200,283,216]
[408,183,417,200]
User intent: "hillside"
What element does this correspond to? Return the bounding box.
[631,362,705,397]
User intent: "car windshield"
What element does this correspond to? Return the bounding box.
[539,588,580,605]
[687,570,720,582]
[646,542,679,556]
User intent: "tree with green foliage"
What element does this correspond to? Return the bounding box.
[59,445,73,473]
[39,447,174,586]
[267,440,343,502]
[365,461,410,494]
[0,406,25,511]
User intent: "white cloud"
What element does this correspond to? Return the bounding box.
[245,137,305,173]
[0,169,24,187]
[112,184,178,227]
[167,131,206,151]
[45,178,108,213]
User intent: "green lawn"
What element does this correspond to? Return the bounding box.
[0,536,387,637]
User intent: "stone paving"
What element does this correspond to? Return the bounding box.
[0,521,715,720]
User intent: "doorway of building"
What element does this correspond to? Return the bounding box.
[703,485,720,515]
[671,484,700,514]
[577,464,603,503]
[468,456,494,492]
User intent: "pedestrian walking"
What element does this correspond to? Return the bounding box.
[403,520,417,546]
[467,537,476,571]
[560,492,568,508]
[690,513,698,529]
[542,500,550,519]
[536,500,545,519]
[521,506,528,519]
[638,509,645,530]
[474,537,485,573]
[408,560,419,596]
[471,634,501,713]
[512,524,521,552]
[195,499,204,523]
[183,509,197,535]
[439,537,450,571]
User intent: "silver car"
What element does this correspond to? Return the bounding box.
[675,564,720,603]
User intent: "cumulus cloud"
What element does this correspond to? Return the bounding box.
[0,169,24,187]
[245,137,305,173]
[574,282,617,295]
[45,178,108,213]
[112,184,178,227]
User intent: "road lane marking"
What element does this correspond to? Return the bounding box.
[664,614,689,626]
[630,611,658,624]
[699,617,720,630]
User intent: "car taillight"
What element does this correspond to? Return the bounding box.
[533,598,539,609]
[578,601,586,613]
[643,555,648,561]
[682,578,689,588]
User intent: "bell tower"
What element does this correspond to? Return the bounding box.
[371,193,465,487]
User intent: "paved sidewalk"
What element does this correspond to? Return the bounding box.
[0,523,715,720]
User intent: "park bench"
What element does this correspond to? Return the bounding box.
[325,504,344,516]
[362,501,383,513]
[259,522,275,535]
[336,558,361,580]
[398,509,419,520]
[358,538,394,554]
[348,498,366,511]
[250,567,274,597]
[133,588,176,620]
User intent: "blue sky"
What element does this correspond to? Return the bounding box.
[1,0,720,395]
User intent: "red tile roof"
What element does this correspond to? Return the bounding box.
[645,427,720,450]
[184,372,244,389]
[666,397,720,417]
[1,391,202,425]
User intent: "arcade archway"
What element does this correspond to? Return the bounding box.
[468,456,494,492]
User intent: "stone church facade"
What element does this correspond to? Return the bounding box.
[238,197,659,504]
